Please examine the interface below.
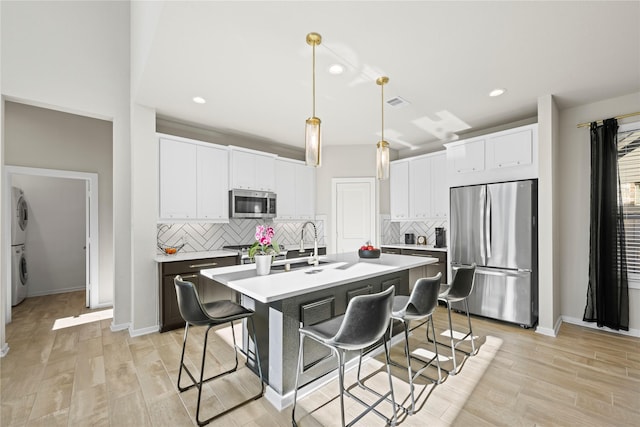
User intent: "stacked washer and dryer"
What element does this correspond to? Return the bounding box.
[11,187,29,306]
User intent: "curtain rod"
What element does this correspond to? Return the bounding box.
[577,111,640,128]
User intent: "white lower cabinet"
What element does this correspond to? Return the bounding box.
[391,151,447,221]
[158,135,229,221]
[275,158,316,220]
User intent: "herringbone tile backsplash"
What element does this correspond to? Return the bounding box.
[157,219,325,253]
[381,215,447,247]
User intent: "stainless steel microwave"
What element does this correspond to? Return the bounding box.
[229,189,277,219]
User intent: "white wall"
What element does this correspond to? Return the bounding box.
[1,1,131,331]
[558,92,640,334]
[4,102,113,305]
[11,175,85,296]
[316,145,389,251]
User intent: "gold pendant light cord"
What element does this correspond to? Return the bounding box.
[381,81,384,141]
[312,42,316,118]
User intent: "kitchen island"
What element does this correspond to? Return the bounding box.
[201,252,437,409]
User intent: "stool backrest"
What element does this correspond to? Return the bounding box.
[406,272,442,316]
[448,263,476,299]
[174,275,209,325]
[331,286,395,350]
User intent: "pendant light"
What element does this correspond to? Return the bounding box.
[305,32,322,167]
[376,76,390,180]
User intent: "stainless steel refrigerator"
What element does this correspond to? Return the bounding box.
[450,180,538,327]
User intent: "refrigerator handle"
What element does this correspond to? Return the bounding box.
[479,185,486,264]
[486,189,492,259]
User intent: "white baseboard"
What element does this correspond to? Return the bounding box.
[0,342,9,358]
[536,316,562,337]
[562,316,640,338]
[129,324,160,337]
[110,321,130,332]
[27,286,85,297]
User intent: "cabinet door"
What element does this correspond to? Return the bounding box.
[409,157,430,219]
[230,150,255,190]
[451,139,485,174]
[295,163,316,220]
[161,274,187,332]
[300,297,335,369]
[487,128,533,169]
[197,145,229,220]
[430,152,448,218]
[275,159,296,219]
[254,154,276,191]
[159,138,197,219]
[390,161,409,220]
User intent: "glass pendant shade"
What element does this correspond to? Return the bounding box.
[305,117,321,167]
[377,140,390,180]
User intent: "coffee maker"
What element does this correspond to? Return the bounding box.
[435,227,446,248]
[404,233,415,244]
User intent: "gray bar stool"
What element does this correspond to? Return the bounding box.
[174,275,264,426]
[429,263,477,374]
[390,272,443,414]
[291,286,397,427]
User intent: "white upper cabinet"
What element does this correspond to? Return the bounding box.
[430,152,448,218]
[230,147,276,191]
[409,157,430,219]
[159,137,197,219]
[196,145,229,220]
[390,160,410,220]
[275,158,316,220]
[275,159,296,219]
[391,151,448,221]
[159,135,229,222]
[295,163,316,220]
[449,138,485,175]
[446,123,538,187]
[486,126,534,169]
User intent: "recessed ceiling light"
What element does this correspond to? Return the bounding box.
[489,88,506,97]
[192,96,206,104]
[328,64,345,75]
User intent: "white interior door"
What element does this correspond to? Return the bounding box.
[332,178,377,253]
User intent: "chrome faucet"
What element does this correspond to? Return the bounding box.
[300,221,319,266]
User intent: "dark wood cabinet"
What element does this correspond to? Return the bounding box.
[159,256,237,332]
[286,247,327,259]
[400,248,447,283]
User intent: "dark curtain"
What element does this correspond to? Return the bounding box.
[583,118,629,330]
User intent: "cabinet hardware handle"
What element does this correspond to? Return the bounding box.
[181,274,199,279]
[189,262,218,268]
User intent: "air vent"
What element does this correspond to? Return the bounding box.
[386,96,410,109]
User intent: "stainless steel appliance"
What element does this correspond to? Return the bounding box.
[435,227,446,248]
[229,189,276,219]
[450,180,538,327]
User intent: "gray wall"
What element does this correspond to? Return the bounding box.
[11,175,85,296]
[558,91,640,332]
[4,102,114,305]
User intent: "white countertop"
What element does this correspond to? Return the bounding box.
[200,252,437,304]
[381,244,447,252]
[154,250,239,263]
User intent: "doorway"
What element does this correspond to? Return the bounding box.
[331,178,378,253]
[4,166,99,323]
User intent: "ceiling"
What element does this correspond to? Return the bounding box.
[134,1,640,154]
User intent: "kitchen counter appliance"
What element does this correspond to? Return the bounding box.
[450,180,538,327]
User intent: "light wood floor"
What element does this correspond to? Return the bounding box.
[1,291,639,426]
